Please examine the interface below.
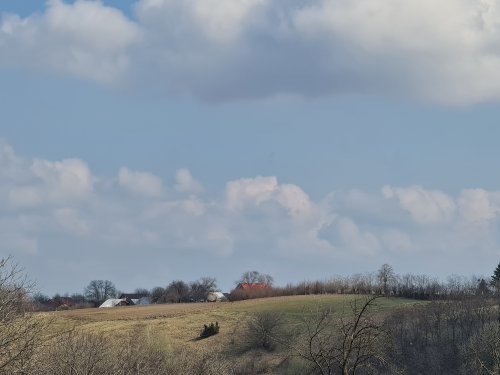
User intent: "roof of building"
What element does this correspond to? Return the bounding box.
[119,293,149,300]
[207,291,226,298]
[236,282,271,290]
[99,298,129,308]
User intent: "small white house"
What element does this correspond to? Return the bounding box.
[99,298,129,308]
[206,291,227,302]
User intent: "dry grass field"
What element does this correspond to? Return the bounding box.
[51,294,418,356]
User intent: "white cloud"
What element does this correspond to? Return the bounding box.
[174,168,203,194]
[336,217,381,255]
[4,1,500,103]
[382,185,457,224]
[275,184,313,218]
[32,158,93,199]
[181,197,206,216]
[0,0,141,83]
[226,176,278,210]
[0,139,29,182]
[137,0,267,44]
[118,167,163,197]
[226,176,312,217]
[8,158,93,208]
[458,189,500,222]
[0,139,15,165]
[292,0,500,104]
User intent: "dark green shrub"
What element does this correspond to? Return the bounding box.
[200,322,219,339]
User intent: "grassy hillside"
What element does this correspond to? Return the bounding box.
[52,294,418,354]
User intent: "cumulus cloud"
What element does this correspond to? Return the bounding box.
[2,139,500,293]
[9,158,93,208]
[226,176,313,217]
[174,168,203,194]
[458,189,500,222]
[136,0,267,44]
[382,185,457,225]
[0,139,30,182]
[226,176,277,210]
[118,167,163,197]
[3,0,500,103]
[335,217,381,256]
[0,0,141,83]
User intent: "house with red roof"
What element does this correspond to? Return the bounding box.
[236,282,271,291]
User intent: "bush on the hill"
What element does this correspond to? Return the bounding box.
[200,322,219,339]
[246,311,283,351]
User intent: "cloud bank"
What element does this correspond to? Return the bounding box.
[2,0,500,104]
[0,139,498,293]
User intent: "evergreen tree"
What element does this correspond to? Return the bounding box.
[492,262,500,284]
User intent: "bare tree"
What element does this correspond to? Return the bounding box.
[150,286,166,303]
[165,280,190,303]
[463,322,500,375]
[377,264,395,295]
[0,257,52,374]
[84,280,117,304]
[190,277,217,301]
[246,311,283,351]
[287,296,388,375]
[238,271,274,286]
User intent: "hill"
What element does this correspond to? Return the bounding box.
[52,294,418,354]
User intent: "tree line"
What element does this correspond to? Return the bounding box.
[229,263,499,301]
[33,263,500,309]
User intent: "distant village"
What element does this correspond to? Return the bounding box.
[35,277,273,311]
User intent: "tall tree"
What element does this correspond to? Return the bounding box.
[287,296,388,375]
[492,262,500,297]
[165,280,190,303]
[377,264,395,295]
[190,277,217,301]
[84,280,117,304]
[238,271,274,286]
[492,262,500,284]
[150,286,166,303]
[0,257,52,373]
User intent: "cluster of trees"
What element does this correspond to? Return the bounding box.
[33,276,219,309]
[242,295,500,374]
[238,271,274,285]
[245,296,390,374]
[150,277,217,303]
[35,270,277,309]
[384,297,500,374]
[231,263,500,302]
[34,263,500,309]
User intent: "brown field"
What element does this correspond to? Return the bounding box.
[50,294,418,355]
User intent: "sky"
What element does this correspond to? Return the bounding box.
[2,0,500,295]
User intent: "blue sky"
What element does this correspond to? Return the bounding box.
[1,0,500,295]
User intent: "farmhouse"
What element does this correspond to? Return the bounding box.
[236,282,271,291]
[99,298,130,308]
[119,293,151,305]
[206,291,228,302]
